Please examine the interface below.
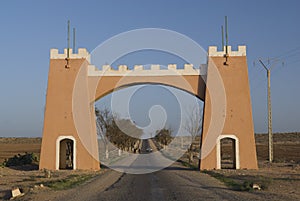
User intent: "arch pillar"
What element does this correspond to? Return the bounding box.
[39,50,100,170]
[199,46,258,170]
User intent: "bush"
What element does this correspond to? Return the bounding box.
[3,152,39,167]
[241,181,253,191]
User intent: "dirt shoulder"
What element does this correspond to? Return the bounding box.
[200,162,300,200]
[0,166,108,200]
[179,133,300,200]
[16,168,123,201]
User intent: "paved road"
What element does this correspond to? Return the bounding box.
[21,164,292,201]
[36,161,289,201]
[87,163,242,201]
[107,139,176,174]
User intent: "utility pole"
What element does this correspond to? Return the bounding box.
[258,59,277,162]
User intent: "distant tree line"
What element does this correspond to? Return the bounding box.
[95,107,142,154]
[154,128,173,149]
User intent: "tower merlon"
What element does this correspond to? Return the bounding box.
[134,65,143,70]
[151,65,160,70]
[184,64,194,70]
[50,48,91,62]
[208,46,246,57]
[118,65,128,71]
[168,64,177,70]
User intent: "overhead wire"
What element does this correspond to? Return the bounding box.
[250,46,300,92]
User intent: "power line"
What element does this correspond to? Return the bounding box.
[250,50,290,92]
[268,46,300,62]
[252,46,300,80]
[249,46,300,94]
[250,60,271,90]
[285,58,300,65]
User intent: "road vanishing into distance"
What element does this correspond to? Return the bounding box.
[20,140,291,201]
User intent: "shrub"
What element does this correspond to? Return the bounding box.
[3,152,39,167]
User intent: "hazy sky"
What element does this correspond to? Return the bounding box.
[0,0,299,137]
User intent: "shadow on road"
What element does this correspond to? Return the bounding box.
[163,165,196,171]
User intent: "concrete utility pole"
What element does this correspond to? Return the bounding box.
[258,59,276,162]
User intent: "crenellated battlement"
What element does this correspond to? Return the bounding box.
[87,63,206,76]
[50,48,91,62]
[50,46,246,64]
[208,46,246,57]
[50,46,245,76]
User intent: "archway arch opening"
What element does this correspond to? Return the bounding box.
[94,84,204,164]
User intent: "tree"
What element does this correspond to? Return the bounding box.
[105,118,142,152]
[95,107,143,155]
[184,105,203,163]
[95,107,112,159]
[155,128,173,149]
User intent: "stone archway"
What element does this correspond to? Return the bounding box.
[39,46,258,170]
